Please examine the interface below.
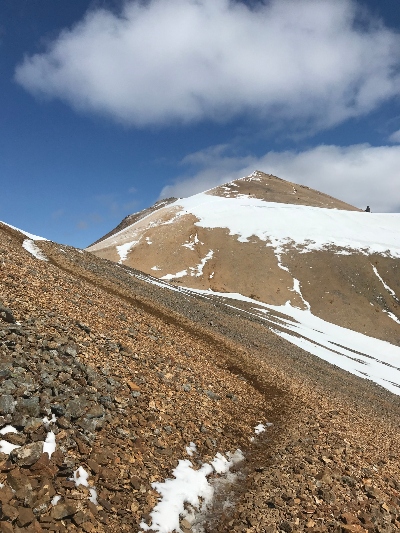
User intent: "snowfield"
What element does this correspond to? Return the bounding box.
[173,193,400,257]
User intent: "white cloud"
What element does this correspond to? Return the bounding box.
[15,0,400,129]
[388,129,400,143]
[160,143,400,212]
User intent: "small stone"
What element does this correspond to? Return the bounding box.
[180,518,192,531]
[1,432,26,446]
[1,503,19,521]
[0,304,15,324]
[16,397,40,418]
[11,441,44,466]
[0,486,14,504]
[66,398,90,419]
[17,506,35,527]
[126,381,140,392]
[23,418,43,435]
[0,395,16,415]
[130,476,141,490]
[341,513,359,525]
[64,346,77,357]
[279,520,293,532]
[0,521,14,533]
[51,404,65,417]
[51,500,79,519]
[7,468,32,491]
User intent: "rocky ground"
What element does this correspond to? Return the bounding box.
[1,222,400,533]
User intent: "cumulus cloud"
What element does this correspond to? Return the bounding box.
[388,129,400,143]
[160,143,400,212]
[15,0,400,129]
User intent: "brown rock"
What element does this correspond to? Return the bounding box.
[17,506,35,527]
[341,513,359,525]
[0,486,14,504]
[127,381,140,392]
[341,525,368,533]
[87,459,100,474]
[7,469,31,492]
[1,503,19,521]
[29,452,50,472]
[51,500,79,520]
[1,433,26,446]
[74,437,91,455]
[82,522,94,532]
[0,521,14,533]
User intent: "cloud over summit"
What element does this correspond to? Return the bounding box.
[15,0,400,129]
[161,143,400,213]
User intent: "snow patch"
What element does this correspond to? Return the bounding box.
[161,270,188,280]
[140,449,243,533]
[172,193,400,258]
[372,265,399,301]
[186,442,197,456]
[384,310,400,324]
[116,240,139,263]
[72,466,98,505]
[22,239,48,261]
[43,431,56,457]
[190,250,213,277]
[183,234,202,250]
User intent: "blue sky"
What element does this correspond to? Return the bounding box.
[1,0,400,248]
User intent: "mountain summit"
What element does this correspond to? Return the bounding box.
[87,171,400,348]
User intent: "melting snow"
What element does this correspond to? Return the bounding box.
[116,240,139,263]
[140,449,244,533]
[43,431,56,457]
[22,239,48,261]
[190,250,213,277]
[0,425,20,454]
[182,234,201,250]
[161,270,188,280]
[186,442,197,456]
[51,495,62,506]
[372,265,399,301]
[72,466,98,504]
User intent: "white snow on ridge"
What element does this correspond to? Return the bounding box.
[1,221,47,240]
[22,239,48,261]
[172,194,400,257]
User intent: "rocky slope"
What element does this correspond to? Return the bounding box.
[1,221,400,532]
[86,171,400,347]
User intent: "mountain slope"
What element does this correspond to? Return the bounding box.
[87,171,400,348]
[2,220,400,532]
